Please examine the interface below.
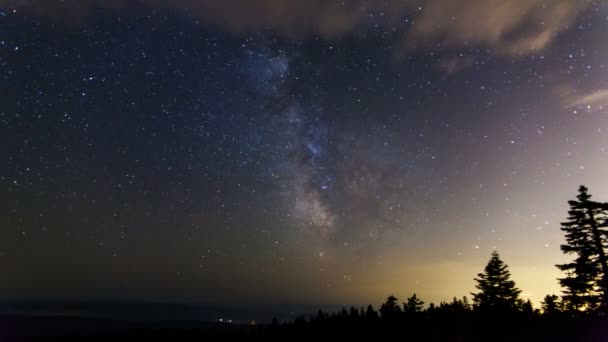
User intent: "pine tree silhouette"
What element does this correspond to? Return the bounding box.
[365,304,379,321]
[541,294,561,315]
[349,306,359,319]
[556,186,608,311]
[316,309,327,321]
[403,293,425,313]
[472,250,522,312]
[521,299,534,315]
[440,296,471,313]
[379,295,401,319]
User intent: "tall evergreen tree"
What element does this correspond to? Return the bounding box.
[557,247,600,311]
[365,304,379,321]
[521,299,534,315]
[472,250,522,312]
[557,186,608,311]
[403,293,425,313]
[349,306,359,319]
[541,294,561,315]
[379,295,401,319]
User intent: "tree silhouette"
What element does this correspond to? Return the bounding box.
[348,306,359,319]
[541,294,561,315]
[472,250,522,312]
[521,299,534,315]
[434,296,472,314]
[556,186,608,311]
[403,293,425,313]
[558,249,600,311]
[339,307,349,320]
[462,296,472,311]
[365,304,379,321]
[379,295,401,319]
[315,309,328,321]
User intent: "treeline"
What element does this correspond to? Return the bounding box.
[261,186,608,341]
[302,185,608,320]
[286,250,561,326]
[15,186,608,341]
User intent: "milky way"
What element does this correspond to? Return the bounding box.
[1,1,608,307]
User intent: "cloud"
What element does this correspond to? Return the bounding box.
[555,85,608,109]
[405,0,589,56]
[2,0,378,37]
[436,55,476,74]
[3,0,590,57]
[567,89,608,109]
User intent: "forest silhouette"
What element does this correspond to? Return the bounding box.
[253,185,608,340]
[5,186,608,341]
[258,185,608,341]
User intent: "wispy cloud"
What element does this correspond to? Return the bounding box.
[2,0,591,57]
[568,89,608,109]
[405,0,589,56]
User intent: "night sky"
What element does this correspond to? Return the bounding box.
[2,1,608,308]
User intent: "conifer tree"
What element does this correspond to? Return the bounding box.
[462,296,471,311]
[558,248,600,311]
[472,250,522,312]
[521,299,534,315]
[349,306,359,319]
[403,293,425,313]
[365,304,379,321]
[557,186,608,311]
[339,307,349,319]
[541,294,561,315]
[316,309,327,321]
[379,295,401,319]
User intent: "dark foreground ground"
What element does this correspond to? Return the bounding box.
[2,314,608,341]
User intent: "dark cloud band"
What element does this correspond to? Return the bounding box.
[3,0,590,56]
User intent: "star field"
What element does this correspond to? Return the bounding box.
[1,1,608,307]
